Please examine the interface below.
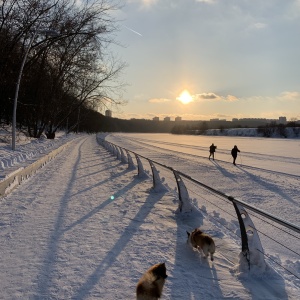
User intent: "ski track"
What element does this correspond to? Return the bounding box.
[124,136,299,164]
[106,134,300,225]
[118,135,300,177]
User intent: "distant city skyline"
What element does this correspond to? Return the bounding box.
[110,1,300,121]
[109,110,294,123]
[148,116,288,122]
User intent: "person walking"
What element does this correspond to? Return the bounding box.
[209,143,217,160]
[231,145,240,165]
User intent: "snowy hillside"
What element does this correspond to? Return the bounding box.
[204,127,300,138]
[0,130,78,178]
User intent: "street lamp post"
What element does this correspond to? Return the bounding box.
[11,28,59,150]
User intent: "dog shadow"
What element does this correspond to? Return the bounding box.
[71,191,167,299]
[168,211,224,300]
[34,140,147,299]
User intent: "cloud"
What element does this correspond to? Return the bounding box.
[127,0,158,8]
[284,0,300,20]
[278,91,300,101]
[128,0,216,7]
[253,22,267,29]
[246,22,268,32]
[240,92,299,103]
[193,93,239,102]
[195,0,215,4]
[225,95,239,102]
[148,98,172,103]
[194,93,219,100]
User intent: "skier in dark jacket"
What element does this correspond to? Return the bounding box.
[209,143,217,160]
[231,145,240,165]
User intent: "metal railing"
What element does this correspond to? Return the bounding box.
[98,137,300,274]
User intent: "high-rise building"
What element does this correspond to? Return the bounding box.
[278,116,287,124]
[105,110,112,117]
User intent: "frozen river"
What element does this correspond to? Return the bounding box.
[105,133,300,176]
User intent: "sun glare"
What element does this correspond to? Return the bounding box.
[177,90,193,104]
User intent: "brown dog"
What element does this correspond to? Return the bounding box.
[136,263,167,300]
[187,228,216,261]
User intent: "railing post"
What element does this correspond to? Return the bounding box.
[148,160,168,192]
[116,146,121,160]
[97,137,103,146]
[126,150,136,170]
[173,170,193,213]
[112,144,118,156]
[120,148,127,163]
[106,142,112,153]
[107,142,113,153]
[230,197,266,271]
[135,154,148,178]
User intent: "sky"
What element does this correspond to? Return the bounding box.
[109,0,300,121]
[0,132,299,298]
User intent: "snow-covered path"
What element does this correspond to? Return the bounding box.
[0,135,299,299]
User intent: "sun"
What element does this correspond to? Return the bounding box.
[177,90,193,104]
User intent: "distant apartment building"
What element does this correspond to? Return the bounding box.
[279,116,287,124]
[153,117,159,121]
[230,117,288,127]
[209,118,226,121]
[105,110,112,117]
[175,116,182,122]
[164,117,171,122]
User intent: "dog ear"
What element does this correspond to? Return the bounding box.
[186,231,190,237]
[153,263,167,279]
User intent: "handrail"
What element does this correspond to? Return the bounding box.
[176,171,300,234]
[99,136,300,273]
[98,136,300,275]
[103,140,300,234]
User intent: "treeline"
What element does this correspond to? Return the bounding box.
[96,118,175,133]
[0,0,124,138]
[171,121,210,134]
[257,122,300,138]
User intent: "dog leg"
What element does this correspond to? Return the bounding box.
[202,245,210,259]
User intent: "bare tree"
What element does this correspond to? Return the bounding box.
[41,0,126,138]
[0,0,126,138]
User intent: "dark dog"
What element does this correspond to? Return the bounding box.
[136,263,167,300]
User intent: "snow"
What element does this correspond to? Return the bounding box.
[0,132,299,299]
[0,131,78,179]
